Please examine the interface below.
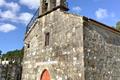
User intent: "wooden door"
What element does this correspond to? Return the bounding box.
[40,70,50,80]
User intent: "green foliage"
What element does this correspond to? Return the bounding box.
[116,21,120,31]
[0,50,2,56]
[2,49,24,60]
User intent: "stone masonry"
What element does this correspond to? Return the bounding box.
[22,0,120,80]
[0,58,22,80]
[84,19,120,80]
[22,10,84,80]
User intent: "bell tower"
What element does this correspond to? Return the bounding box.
[40,0,69,15]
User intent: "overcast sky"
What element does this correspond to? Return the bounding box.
[0,0,120,53]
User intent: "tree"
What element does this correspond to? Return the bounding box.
[116,21,120,31]
[0,50,2,54]
[0,50,2,57]
[2,49,24,61]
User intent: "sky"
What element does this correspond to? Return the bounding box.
[0,0,120,54]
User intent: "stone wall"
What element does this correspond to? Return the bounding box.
[22,10,85,80]
[0,63,22,80]
[84,21,120,80]
[0,65,2,79]
[0,57,22,80]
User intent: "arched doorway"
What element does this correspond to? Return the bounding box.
[40,69,50,80]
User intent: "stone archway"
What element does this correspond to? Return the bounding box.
[40,69,51,80]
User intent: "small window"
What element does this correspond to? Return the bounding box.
[27,44,30,48]
[45,3,48,11]
[45,32,50,46]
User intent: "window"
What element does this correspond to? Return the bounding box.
[27,44,30,48]
[44,2,48,11]
[45,32,50,46]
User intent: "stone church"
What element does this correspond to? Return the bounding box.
[22,0,120,80]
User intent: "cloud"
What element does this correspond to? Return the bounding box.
[95,8,116,20]
[0,0,34,33]
[5,2,20,12]
[0,11,33,25]
[0,23,16,33]
[95,8,108,19]
[0,0,5,6]
[0,0,20,13]
[72,6,82,14]
[19,0,39,9]
[18,12,33,24]
[0,10,16,19]
[0,1,21,22]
